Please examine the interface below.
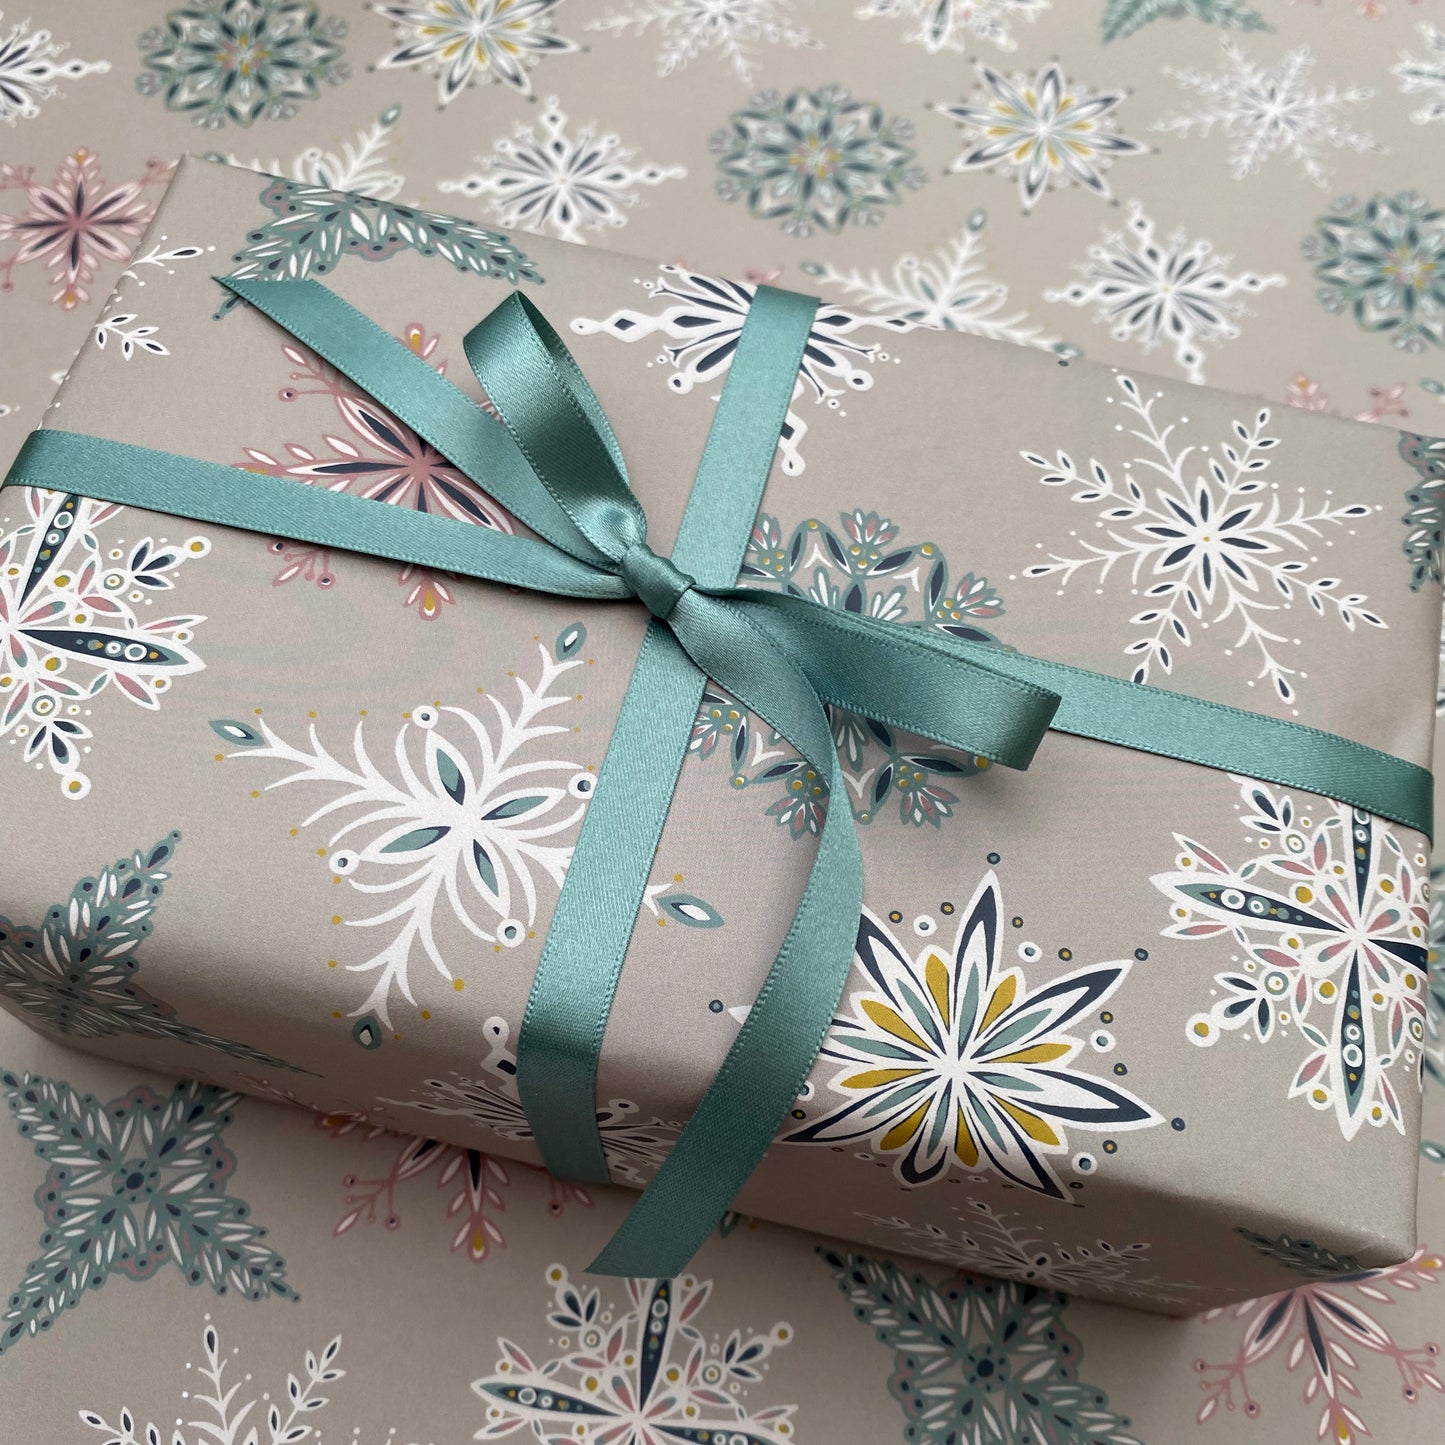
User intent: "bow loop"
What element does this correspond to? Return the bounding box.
[463,291,648,567]
[620,541,695,621]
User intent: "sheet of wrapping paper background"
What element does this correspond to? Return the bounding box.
[2,0,1444,1440]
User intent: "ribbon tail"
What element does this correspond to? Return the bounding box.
[590,586,861,1277]
[724,588,1060,771]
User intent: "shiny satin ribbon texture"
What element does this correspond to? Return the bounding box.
[3,275,1432,1278]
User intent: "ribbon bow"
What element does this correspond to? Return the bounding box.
[7,276,1431,1281]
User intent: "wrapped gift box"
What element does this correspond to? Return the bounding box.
[1,156,1440,1314]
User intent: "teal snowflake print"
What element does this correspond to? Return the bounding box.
[0,834,305,1070]
[1303,192,1445,354]
[1,1070,295,1354]
[136,0,349,130]
[1236,1229,1365,1281]
[711,85,926,237]
[690,509,1004,836]
[788,872,1159,1195]
[822,1250,1142,1445]
[1101,0,1268,44]
[220,175,542,315]
[1401,431,1445,590]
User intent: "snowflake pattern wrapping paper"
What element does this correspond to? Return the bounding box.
[0,145,1438,1327]
[2,4,1445,1444]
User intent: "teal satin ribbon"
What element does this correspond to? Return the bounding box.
[3,274,1433,1282]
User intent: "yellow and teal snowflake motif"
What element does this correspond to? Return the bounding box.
[692,509,1005,836]
[372,0,578,105]
[1401,430,1445,590]
[136,0,348,129]
[211,629,592,1033]
[1,1070,295,1355]
[0,487,208,799]
[1152,778,1429,1141]
[933,61,1146,215]
[711,84,927,237]
[1303,191,1445,354]
[0,834,305,1070]
[472,1265,797,1443]
[822,1250,1141,1445]
[219,175,543,316]
[788,873,1159,1194]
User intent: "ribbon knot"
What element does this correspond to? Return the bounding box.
[620,540,693,621]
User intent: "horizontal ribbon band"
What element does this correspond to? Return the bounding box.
[10,429,1430,835]
[3,273,1432,1283]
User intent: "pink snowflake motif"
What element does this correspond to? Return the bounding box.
[1195,1248,1445,1443]
[315,1109,590,1264]
[239,322,516,620]
[267,540,335,591]
[225,1074,591,1263]
[1286,373,1411,424]
[0,149,170,310]
[1357,384,1411,424]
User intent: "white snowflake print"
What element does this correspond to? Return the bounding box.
[212,635,592,1029]
[210,103,406,200]
[473,1266,797,1443]
[587,0,818,83]
[1156,39,1382,188]
[801,208,1061,350]
[858,0,1049,53]
[371,0,578,104]
[1018,373,1383,705]
[380,1014,680,1185]
[858,1200,1202,1307]
[0,9,109,124]
[1046,200,1285,383]
[1394,23,1445,125]
[933,60,1146,214]
[571,264,911,476]
[438,97,685,245]
[0,489,209,798]
[77,1321,394,1445]
[92,236,212,361]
